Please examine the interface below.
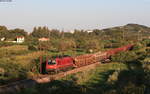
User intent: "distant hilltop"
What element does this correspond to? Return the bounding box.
[0,23,150,33]
[102,23,150,33]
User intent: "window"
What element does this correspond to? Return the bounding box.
[48,60,56,65]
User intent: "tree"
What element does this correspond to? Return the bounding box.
[50,29,61,39]
[0,26,8,38]
[38,41,53,51]
[85,39,101,52]
[58,38,76,52]
[0,26,7,31]
[10,28,27,37]
[0,28,27,40]
[31,26,50,38]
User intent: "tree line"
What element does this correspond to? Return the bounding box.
[0,24,150,53]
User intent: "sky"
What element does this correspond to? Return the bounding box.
[0,0,150,32]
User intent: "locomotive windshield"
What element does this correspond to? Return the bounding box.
[48,60,56,65]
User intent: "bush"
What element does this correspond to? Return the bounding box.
[57,38,76,52]
[111,51,138,63]
[132,43,143,51]
[107,71,120,84]
[146,48,150,53]
[28,45,37,51]
[0,42,14,47]
[142,57,150,70]
[141,39,150,47]
[141,58,150,86]
[85,39,101,52]
[0,58,27,81]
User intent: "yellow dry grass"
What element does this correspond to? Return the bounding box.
[14,51,45,66]
[0,45,29,58]
[0,45,28,51]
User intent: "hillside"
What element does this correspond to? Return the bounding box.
[102,24,150,32]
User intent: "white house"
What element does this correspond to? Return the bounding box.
[16,36,25,43]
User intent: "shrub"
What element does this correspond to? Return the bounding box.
[132,43,143,51]
[28,45,37,51]
[146,48,150,53]
[111,51,138,63]
[141,39,150,47]
[141,57,150,85]
[0,58,27,80]
[57,39,76,52]
[107,71,120,84]
[0,42,14,47]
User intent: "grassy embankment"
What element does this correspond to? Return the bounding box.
[0,45,45,85]
[17,62,127,94]
[0,45,88,85]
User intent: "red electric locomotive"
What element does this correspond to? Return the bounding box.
[45,57,75,73]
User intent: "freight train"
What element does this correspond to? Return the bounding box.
[41,44,133,73]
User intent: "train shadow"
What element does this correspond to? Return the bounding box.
[17,60,150,94]
[17,70,115,94]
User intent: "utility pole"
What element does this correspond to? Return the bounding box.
[49,30,51,38]
[122,28,127,41]
[40,56,42,74]
[138,30,141,41]
[122,30,125,41]
[61,28,64,39]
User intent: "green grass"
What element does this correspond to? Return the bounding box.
[0,45,46,84]
[62,62,127,85]
[0,45,30,58]
[2,45,149,94]
[17,62,128,94]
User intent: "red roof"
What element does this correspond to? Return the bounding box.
[38,38,49,41]
[16,36,24,38]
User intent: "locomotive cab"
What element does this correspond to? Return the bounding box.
[46,59,58,72]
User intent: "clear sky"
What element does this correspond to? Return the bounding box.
[0,0,150,32]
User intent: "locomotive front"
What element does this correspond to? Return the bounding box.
[46,59,58,72]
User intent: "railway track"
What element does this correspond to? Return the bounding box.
[0,62,100,94]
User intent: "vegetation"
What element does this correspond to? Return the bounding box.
[17,48,150,94]
[111,51,138,63]
[0,24,150,93]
